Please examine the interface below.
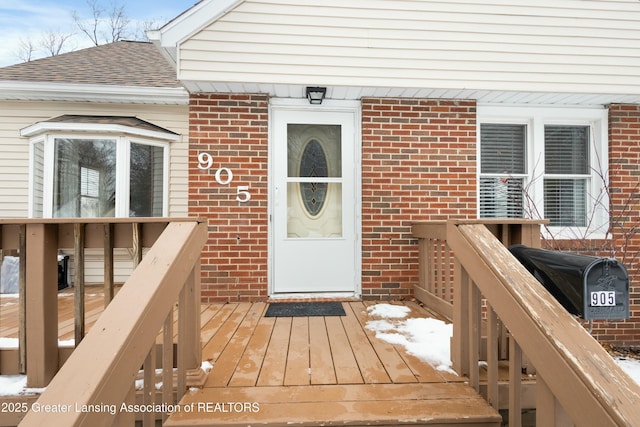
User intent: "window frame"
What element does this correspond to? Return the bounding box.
[478,122,529,219]
[477,105,609,239]
[28,132,170,218]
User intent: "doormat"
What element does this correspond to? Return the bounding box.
[264,302,346,317]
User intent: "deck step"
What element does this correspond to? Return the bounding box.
[164,383,502,426]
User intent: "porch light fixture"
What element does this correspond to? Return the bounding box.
[306,86,326,104]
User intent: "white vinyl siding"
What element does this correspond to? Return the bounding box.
[31,141,45,217]
[178,0,640,96]
[64,248,150,286]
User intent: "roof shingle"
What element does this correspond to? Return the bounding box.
[0,41,181,88]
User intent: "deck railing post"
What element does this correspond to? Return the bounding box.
[74,223,86,345]
[25,223,59,388]
[536,375,572,427]
[451,258,469,376]
[468,279,481,392]
[181,259,204,388]
[132,222,143,267]
[18,224,27,374]
[162,311,175,422]
[486,303,499,410]
[143,347,157,426]
[418,237,428,293]
[509,337,522,427]
[103,222,114,306]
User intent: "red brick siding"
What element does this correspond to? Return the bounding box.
[188,94,269,302]
[361,98,477,300]
[597,104,640,344]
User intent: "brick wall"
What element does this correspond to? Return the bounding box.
[186,94,639,345]
[361,98,477,300]
[189,94,269,302]
[594,104,640,344]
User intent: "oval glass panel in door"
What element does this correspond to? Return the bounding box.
[299,139,328,216]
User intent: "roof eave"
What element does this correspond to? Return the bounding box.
[20,121,181,142]
[0,81,189,105]
[148,0,244,52]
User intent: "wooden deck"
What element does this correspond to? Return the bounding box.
[166,301,500,426]
[0,294,501,426]
[0,290,107,342]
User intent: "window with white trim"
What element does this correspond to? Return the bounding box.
[478,106,608,238]
[23,116,177,218]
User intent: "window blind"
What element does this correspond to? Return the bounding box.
[479,124,526,218]
[544,126,589,174]
[544,179,587,227]
[480,177,524,218]
[480,124,526,174]
[544,125,589,226]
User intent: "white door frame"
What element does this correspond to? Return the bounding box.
[268,98,362,297]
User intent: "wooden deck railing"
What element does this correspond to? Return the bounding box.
[0,218,201,386]
[17,218,208,426]
[411,219,545,322]
[415,220,640,426]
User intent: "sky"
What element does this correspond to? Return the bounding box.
[0,0,198,67]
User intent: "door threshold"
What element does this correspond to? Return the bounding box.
[268,292,361,302]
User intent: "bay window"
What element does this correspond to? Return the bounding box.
[478,106,608,238]
[23,116,177,218]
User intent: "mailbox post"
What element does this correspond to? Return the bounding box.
[509,245,630,321]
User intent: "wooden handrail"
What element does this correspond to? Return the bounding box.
[19,220,208,426]
[447,221,640,426]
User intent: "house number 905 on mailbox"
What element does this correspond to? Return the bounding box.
[197,152,251,203]
[590,291,615,307]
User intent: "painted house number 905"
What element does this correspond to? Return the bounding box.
[197,152,251,203]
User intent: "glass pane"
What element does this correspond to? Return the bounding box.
[53,138,116,217]
[287,182,342,238]
[544,179,587,226]
[130,143,164,217]
[480,124,526,174]
[300,181,328,217]
[32,141,45,217]
[545,126,589,174]
[479,177,524,218]
[286,123,343,238]
[287,124,341,178]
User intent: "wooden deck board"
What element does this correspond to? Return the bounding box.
[228,316,275,387]
[202,302,252,363]
[284,316,310,386]
[166,300,500,426]
[308,316,337,385]
[325,315,363,384]
[349,301,418,383]
[0,290,106,340]
[166,383,500,427]
[205,303,266,387]
[1,295,501,426]
[340,303,391,384]
[256,316,291,386]
[199,304,239,350]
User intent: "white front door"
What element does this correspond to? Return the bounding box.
[270,102,360,294]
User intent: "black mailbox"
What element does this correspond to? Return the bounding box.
[509,245,629,321]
